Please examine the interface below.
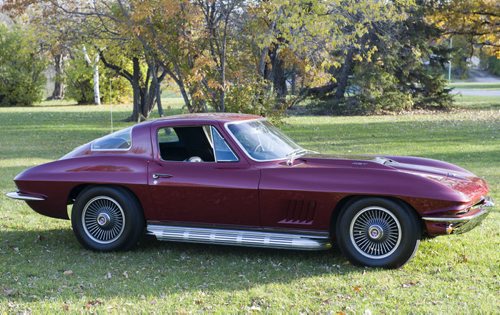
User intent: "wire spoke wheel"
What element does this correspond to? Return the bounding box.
[349,206,402,259]
[82,196,125,244]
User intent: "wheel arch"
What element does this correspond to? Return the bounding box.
[67,184,146,222]
[330,195,423,240]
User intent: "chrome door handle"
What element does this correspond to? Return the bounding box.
[152,173,173,179]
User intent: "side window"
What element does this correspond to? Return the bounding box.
[157,126,215,162]
[157,127,179,143]
[157,125,238,163]
[211,127,238,162]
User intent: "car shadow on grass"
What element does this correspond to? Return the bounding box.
[0,227,373,303]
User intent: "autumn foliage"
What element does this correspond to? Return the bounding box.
[1,0,498,116]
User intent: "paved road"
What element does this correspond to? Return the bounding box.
[450,69,500,96]
[466,69,500,83]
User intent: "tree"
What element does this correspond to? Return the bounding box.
[427,0,499,56]
[0,24,46,106]
[1,0,464,116]
[65,45,131,105]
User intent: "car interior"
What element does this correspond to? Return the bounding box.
[158,126,215,162]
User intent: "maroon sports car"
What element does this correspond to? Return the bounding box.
[7,113,493,268]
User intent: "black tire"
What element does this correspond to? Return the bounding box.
[71,186,145,251]
[335,198,420,268]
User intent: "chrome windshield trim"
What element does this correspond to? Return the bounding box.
[6,192,46,201]
[224,118,305,163]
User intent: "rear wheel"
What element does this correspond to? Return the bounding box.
[71,186,144,251]
[335,198,420,268]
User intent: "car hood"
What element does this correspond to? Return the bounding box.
[298,153,488,203]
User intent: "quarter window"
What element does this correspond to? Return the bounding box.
[211,127,238,162]
[91,127,132,151]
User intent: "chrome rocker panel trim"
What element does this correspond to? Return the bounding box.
[147,224,332,251]
[6,191,46,201]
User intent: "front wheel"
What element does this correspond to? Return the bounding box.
[71,186,144,251]
[335,198,421,268]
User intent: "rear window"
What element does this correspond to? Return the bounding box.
[91,127,133,151]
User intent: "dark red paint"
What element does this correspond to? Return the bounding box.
[12,113,490,236]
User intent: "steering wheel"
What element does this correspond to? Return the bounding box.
[253,144,264,153]
[185,156,203,162]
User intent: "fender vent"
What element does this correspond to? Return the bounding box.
[279,200,316,225]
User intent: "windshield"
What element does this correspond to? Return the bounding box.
[227,120,304,161]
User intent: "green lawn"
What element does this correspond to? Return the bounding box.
[1,101,499,313]
[448,82,500,90]
[453,94,500,110]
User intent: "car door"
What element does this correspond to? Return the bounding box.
[147,122,261,226]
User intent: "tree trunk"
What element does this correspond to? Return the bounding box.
[168,65,193,112]
[335,47,355,100]
[290,68,296,96]
[48,53,65,100]
[271,49,287,107]
[83,46,101,105]
[129,57,142,122]
[93,53,101,105]
[156,82,164,117]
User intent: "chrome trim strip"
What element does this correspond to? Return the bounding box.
[422,208,489,222]
[147,224,331,251]
[483,196,495,208]
[6,192,45,201]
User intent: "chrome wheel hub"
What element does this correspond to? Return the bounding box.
[82,196,125,244]
[97,212,111,228]
[368,225,384,240]
[349,206,402,259]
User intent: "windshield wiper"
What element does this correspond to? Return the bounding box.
[286,148,309,166]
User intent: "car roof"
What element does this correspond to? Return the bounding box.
[147,113,262,125]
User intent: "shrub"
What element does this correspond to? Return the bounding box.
[0,25,46,106]
[65,49,131,104]
[225,78,285,123]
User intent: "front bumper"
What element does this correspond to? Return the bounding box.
[6,191,46,201]
[423,196,494,235]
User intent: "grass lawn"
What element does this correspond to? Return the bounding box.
[0,100,499,313]
[453,94,500,110]
[448,82,500,90]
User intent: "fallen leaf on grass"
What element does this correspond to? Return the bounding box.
[459,254,468,263]
[353,285,362,293]
[402,281,418,288]
[85,299,103,309]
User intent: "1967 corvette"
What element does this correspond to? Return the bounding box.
[7,113,494,268]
